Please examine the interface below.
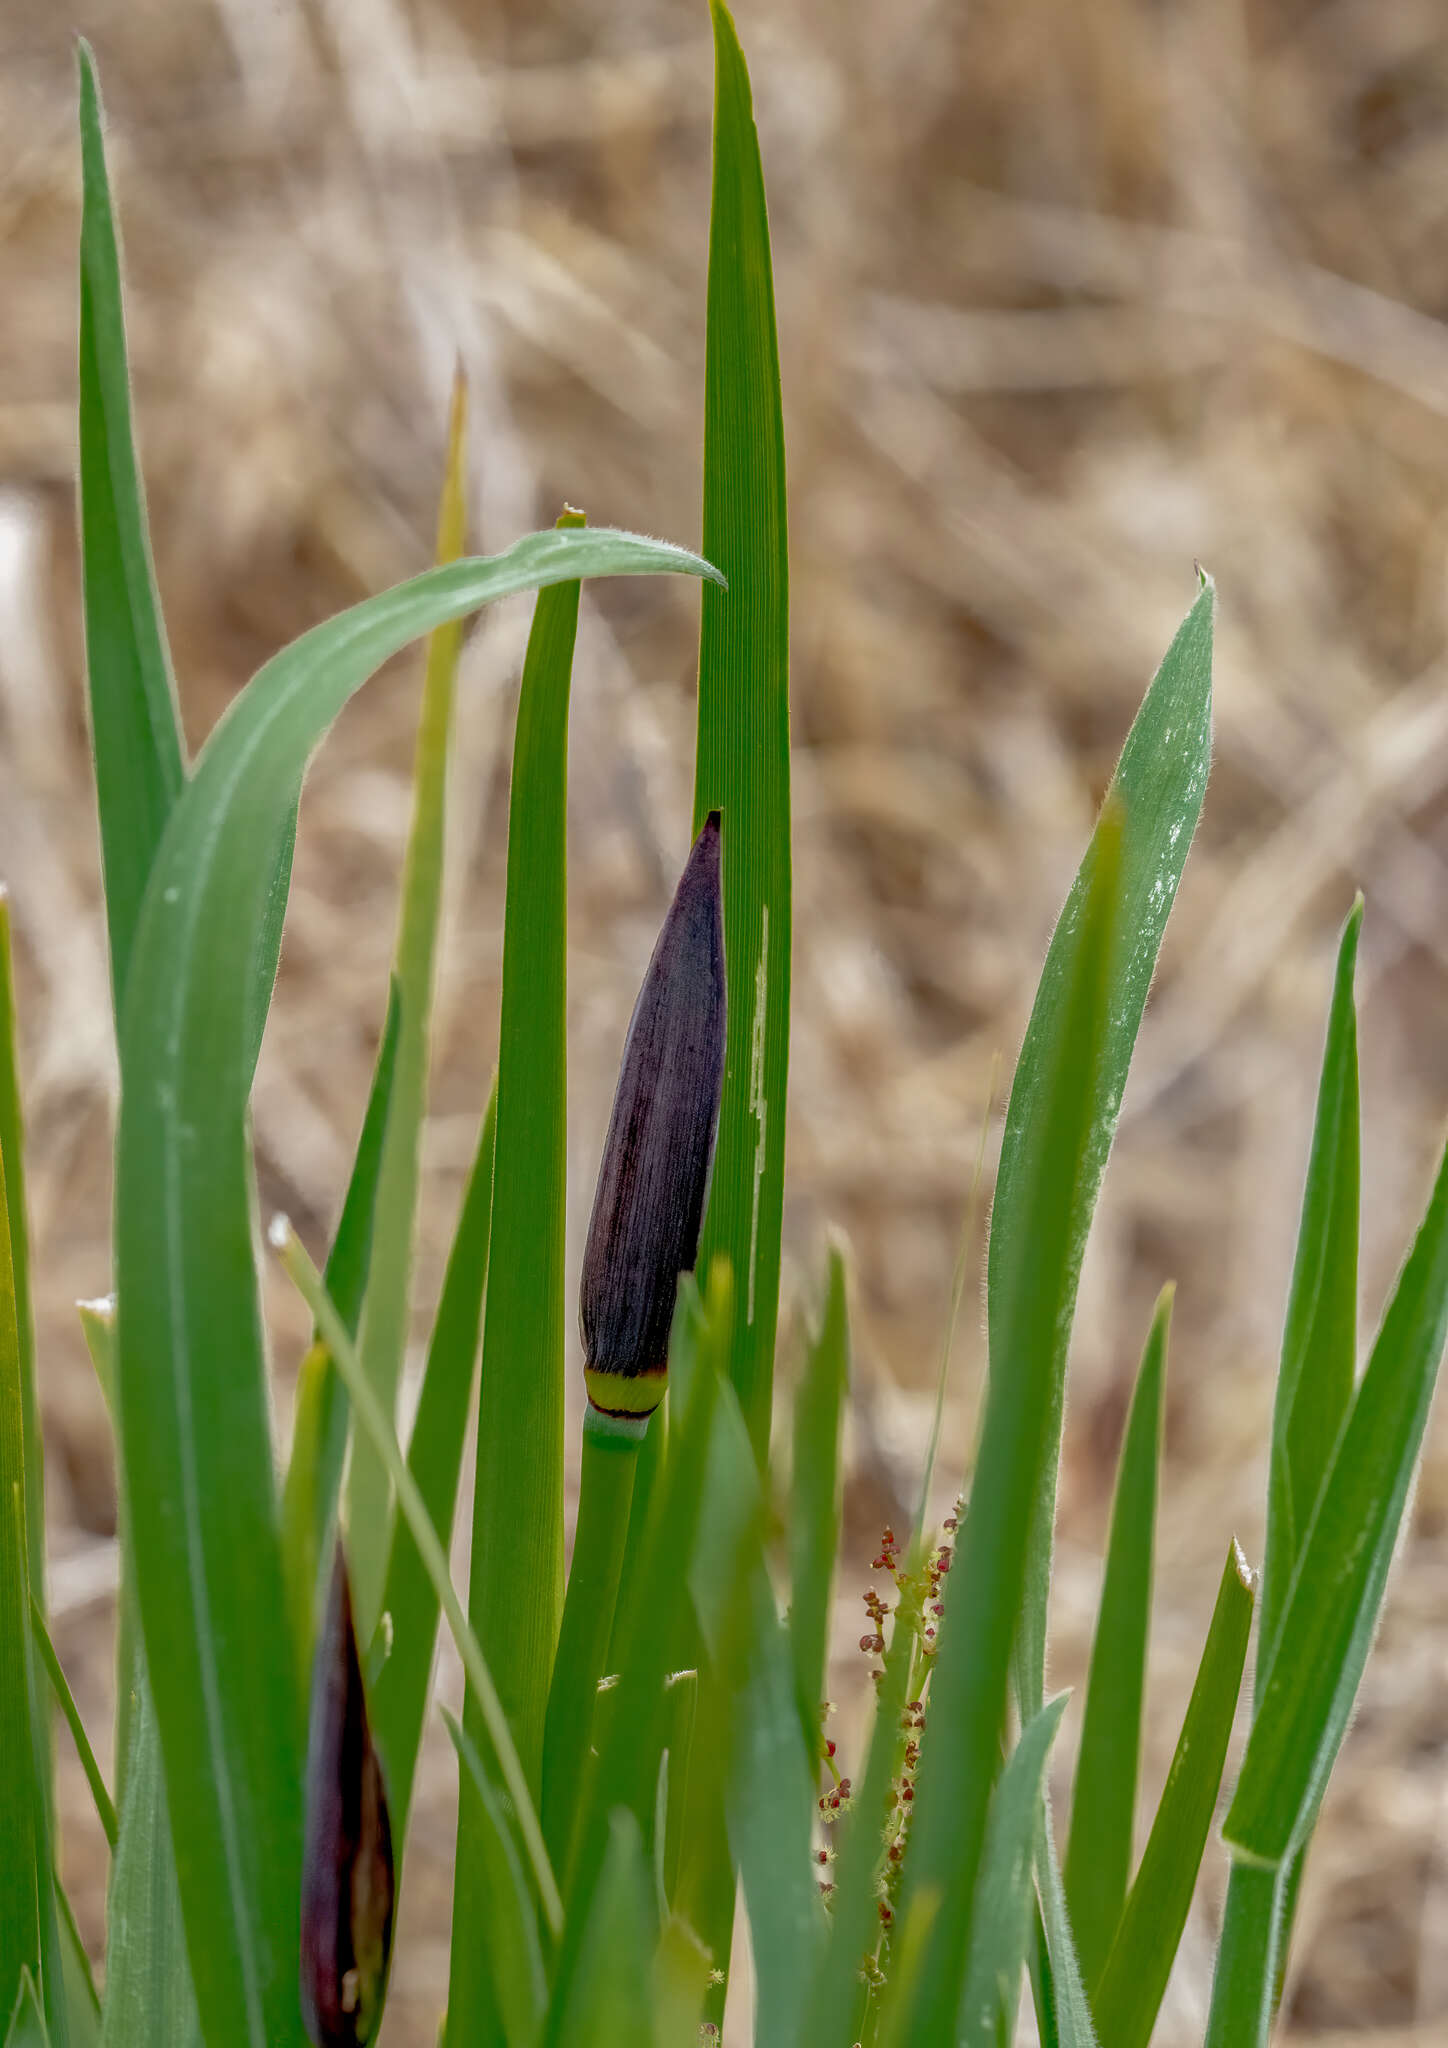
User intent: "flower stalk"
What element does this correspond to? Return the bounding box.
[541,813,726,1881]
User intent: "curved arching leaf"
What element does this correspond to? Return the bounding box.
[114,528,720,2048]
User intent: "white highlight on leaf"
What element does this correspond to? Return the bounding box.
[746,905,769,1328]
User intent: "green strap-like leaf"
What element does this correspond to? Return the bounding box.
[241,805,297,1090]
[668,1270,749,2038]
[53,1878,99,2048]
[1260,898,1362,1683]
[1225,1131,1448,1868]
[550,1813,658,2048]
[897,806,1125,2043]
[1,1151,42,2017]
[1064,1286,1171,1984]
[448,515,585,2043]
[693,0,792,1464]
[959,1698,1070,2048]
[350,372,472,1632]
[0,937,59,2048]
[541,1421,641,1888]
[78,1301,198,2048]
[711,1463,827,2048]
[76,44,186,1018]
[729,1593,828,2048]
[1246,901,1363,2017]
[101,1679,202,2048]
[281,981,403,1688]
[1033,1812,1099,2048]
[788,1244,850,1757]
[113,527,717,2048]
[999,581,1214,1718]
[441,1709,547,2048]
[370,1077,496,1837]
[0,900,41,1620]
[1093,1541,1254,2048]
[79,44,292,1083]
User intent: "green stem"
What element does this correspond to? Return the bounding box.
[1272,1839,1308,2015]
[541,1414,642,1883]
[1205,1857,1282,2048]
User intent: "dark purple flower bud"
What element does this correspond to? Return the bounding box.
[581,811,726,1424]
[300,1543,394,2047]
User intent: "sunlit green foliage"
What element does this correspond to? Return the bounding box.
[2,17,1444,2048]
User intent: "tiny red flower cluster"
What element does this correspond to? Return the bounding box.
[815,1497,968,1975]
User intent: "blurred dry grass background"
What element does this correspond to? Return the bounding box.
[5,0,1448,2039]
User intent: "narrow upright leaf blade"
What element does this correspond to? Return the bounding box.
[350,372,471,1632]
[1250,901,1363,2010]
[999,580,1214,1716]
[702,1428,827,2048]
[897,807,1124,2040]
[78,1296,200,2048]
[1,1151,42,2013]
[441,1709,546,2047]
[1033,1813,1099,2048]
[53,1880,100,2048]
[101,1680,202,2048]
[788,1243,850,1755]
[0,898,41,1616]
[282,982,403,1685]
[1092,1541,1254,2048]
[1259,898,1362,1682]
[959,1697,1070,2048]
[1225,1134,1448,1866]
[448,516,583,2041]
[1065,1286,1171,1985]
[550,1814,657,2048]
[370,1080,496,1835]
[76,44,186,1016]
[693,0,791,1462]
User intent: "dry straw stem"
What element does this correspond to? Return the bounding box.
[8,1,1448,2033]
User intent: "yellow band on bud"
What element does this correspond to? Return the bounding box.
[584,1365,667,1419]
